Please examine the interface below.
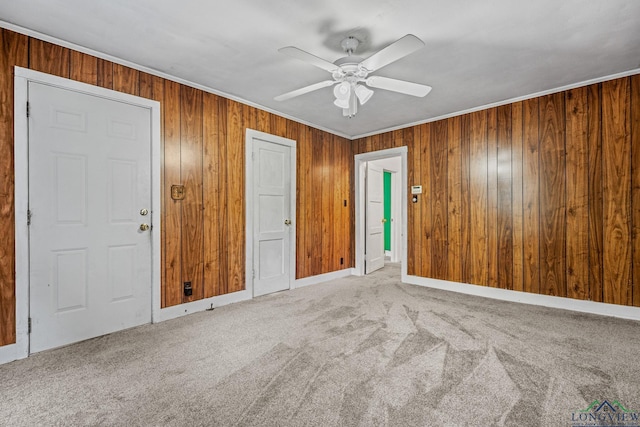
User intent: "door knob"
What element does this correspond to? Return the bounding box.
[140,208,149,216]
[140,223,150,231]
[284,219,292,225]
[382,218,387,223]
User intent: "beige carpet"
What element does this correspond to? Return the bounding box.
[1,264,639,426]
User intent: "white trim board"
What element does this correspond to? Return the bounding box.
[294,268,354,289]
[404,275,640,322]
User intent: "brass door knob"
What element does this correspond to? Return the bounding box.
[140,223,150,231]
[140,208,149,216]
[284,219,292,225]
[382,218,387,223]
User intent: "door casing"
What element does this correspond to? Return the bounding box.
[354,147,408,279]
[11,67,161,361]
[245,129,297,297]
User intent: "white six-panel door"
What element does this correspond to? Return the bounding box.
[252,138,292,297]
[365,162,385,274]
[28,82,152,353]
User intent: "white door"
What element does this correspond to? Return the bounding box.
[365,162,385,274]
[253,138,292,297]
[28,82,152,353]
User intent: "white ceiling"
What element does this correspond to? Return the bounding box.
[2,0,640,138]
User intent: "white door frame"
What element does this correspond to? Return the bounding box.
[354,147,408,280]
[9,67,161,362]
[245,129,297,297]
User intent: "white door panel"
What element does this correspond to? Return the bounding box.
[366,163,385,274]
[253,139,291,297]
[29,82,152,353]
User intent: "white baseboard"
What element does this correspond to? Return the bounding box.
[404,275,640,321]
[0,343,20,365]
[294,268,355,289]
[152,290,252,323]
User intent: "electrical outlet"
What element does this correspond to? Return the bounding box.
[184,281,192,296]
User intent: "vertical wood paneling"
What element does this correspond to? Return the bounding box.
[381,132,393,150]
[163,81,183,307]
[244,105,257,133]
[217,97,229,294]
[497,105,513,290]
[565,87,589,300]
[602,78,631,305]
[70,51,97,85]
[371,134,381,152]
[431,121,448,279]
[96,58,113,89]
[588,84,604,302]
[321,134,332,273]
[304,126,322,276]
[487,108,499,287]
[293,123,304,278]
[311,129,324,275]
[419,124,432,277]
[203,93,220,298]
[343,137,352,269]
[226,101,245,293]
[393,130,404,148]
[297,125,310,278]
[407,126,419,276]
[447,117,462,282]
[29,38,69,78]
[539,93,566,297]
[0,29,27,346]
[460,114,472,283]
[113,64,139,95]
[469,111,488,286]
[511,102,524,292]
[270,114,287,138]
[632,75,640,307]
[523,98,541,294]
[257,109,270,134]
[332,137,343,271]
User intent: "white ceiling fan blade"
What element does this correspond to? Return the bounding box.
[278,46,339,73]
[359,34,425,72]
[365,76,432,97]
[274,80,337,101]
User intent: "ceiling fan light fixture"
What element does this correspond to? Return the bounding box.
[355,84,374,105]
[334,97,350,109]
[333,82,350,99]
[333,81,352,109]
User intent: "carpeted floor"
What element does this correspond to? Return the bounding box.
[1,264,639,426]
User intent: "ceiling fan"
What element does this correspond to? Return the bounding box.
[274,34,432,118]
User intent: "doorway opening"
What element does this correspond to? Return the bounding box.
[354,147,408,280]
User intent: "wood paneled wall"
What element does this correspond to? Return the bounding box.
[0,28,353,347]
[355,75,640,307]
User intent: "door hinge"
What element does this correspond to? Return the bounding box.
[27,209,32,226]
[252,269,255,279]
[28,317,31,334]
[26,102,30,118]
